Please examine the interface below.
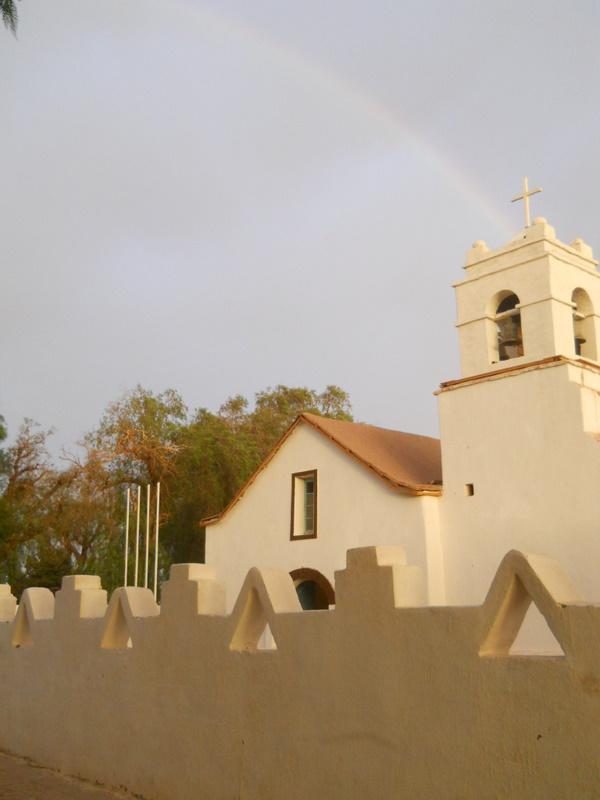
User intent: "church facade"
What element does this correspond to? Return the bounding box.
[203,412,444,608]
[204,213,600,611]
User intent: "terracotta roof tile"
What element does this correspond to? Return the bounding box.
[201,413,442,527]
[300,413,442,493]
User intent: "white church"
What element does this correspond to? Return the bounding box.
[204,183,600,614]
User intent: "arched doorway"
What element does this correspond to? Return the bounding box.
[290,568,335,610]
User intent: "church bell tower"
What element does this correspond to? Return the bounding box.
[437,180,600,607]
[454,181,600,377]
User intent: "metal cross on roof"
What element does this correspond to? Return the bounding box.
[511,176,542,228]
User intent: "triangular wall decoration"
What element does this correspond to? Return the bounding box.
[230,587,278,652]
[101,593,134,650]
[11,588,54,648]
[11,604,32,648]
[100,587,159,649]
[228,567,302,653]
[479,551,580,658]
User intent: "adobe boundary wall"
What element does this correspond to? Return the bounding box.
[0,546,599,799]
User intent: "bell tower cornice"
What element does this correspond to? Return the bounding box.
[436,353,600,395]
[458,217,597,286]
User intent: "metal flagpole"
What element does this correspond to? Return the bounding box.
[134,485,141,587]
[124,487,130,587]
[153,481,160,601]
[144,483,150,589]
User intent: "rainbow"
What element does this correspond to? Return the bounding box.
[156,0,514,238]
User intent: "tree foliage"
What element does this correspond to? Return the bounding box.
[0,384,352,595]
[0,416,11,557]
[89,385,187,485]
[1,0,19,35]
[0,420,120,593]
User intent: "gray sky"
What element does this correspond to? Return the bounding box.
[3,0,600,455]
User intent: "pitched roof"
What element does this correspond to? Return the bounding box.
[301,412,442,490]
[201,413,442,527]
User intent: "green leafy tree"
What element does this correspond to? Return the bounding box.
[0,420,123,594]
[0,420,59,589]
[0,415,7,467]
[83,386,188,590]
[89,385,187,485]
[163,384,352,565]
[29,450,122,587]
[0,416,11,555]
[162,409,257,564]
[317,385,354,419]
[1,0,19,35]
[217,394,249,432]
[0,384,353,594]
[247,384,353,454]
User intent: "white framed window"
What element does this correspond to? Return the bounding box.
[290,470,317,540]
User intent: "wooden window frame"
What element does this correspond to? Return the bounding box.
[290,470,318,540]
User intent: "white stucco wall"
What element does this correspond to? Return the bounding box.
[438,360,600,605]
[205,423,444,608]
[1,549,599,800]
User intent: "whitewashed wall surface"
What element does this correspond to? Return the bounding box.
[0,546,598,800]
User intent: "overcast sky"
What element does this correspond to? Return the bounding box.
[3,0,600,455]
